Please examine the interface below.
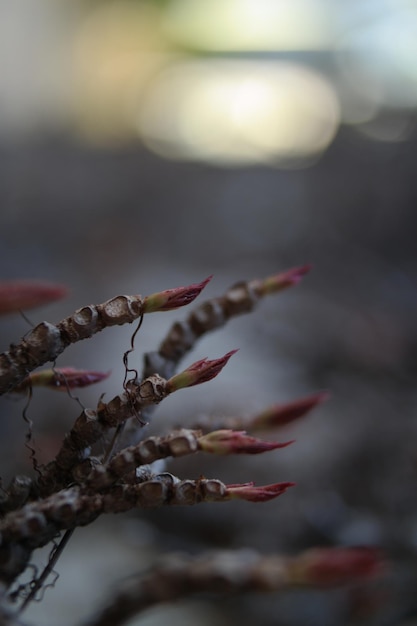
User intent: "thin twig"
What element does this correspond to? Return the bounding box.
[103,314,145,464]
[18,529,74,614]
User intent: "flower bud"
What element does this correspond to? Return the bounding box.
[0,281,68,315]
[226,481,295,502]
[250,392,329,431]
[166,350,238,392]
[253,265,311,297]
[287,547,383,586]
[16,367,110,392]
[198,430,293,455]
[143,276,212,313]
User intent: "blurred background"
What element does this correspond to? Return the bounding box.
[1,0,417,624]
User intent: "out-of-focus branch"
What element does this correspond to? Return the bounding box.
[84,547,383,626]
[0,581,27,625]
[190,391,329,433]
[0,477,32,517]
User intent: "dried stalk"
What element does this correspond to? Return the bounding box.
[190,392,329,433]
[0,297,144,394]
[0,478,32,517]
[143,266,310,381]
[0,268,317,614]
[0,475,293,584]
[119,266,310,449]
[0,278,210,395]
[37,350,237,497]
[84,547,382,626]
[82,428,291,490]
[36,374,168,496]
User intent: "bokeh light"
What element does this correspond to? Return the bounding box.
[336,4,417,109]
[2,0,416,162]
[162,0,332,52]
[138,60,340,166]
[334,1,417,139]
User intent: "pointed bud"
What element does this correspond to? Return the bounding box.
[198,430,294,455]
[0,281,68,315]
[166,350,238,393]
[250,392,330,431]
[253,265,311,297]
[288,547,383,586]
[226,481,295,502]
[143,276,212,313]
[15,367,111,392]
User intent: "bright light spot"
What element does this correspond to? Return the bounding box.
[71,1,168,143]
[336,6,417,109]
[137,61,340,167]
[163,0,333,51]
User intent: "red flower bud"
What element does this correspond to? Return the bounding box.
[288,547,383,586]
[15,367,111,392]
[254,265,311,297]
[143,276,212,313]
[166,350,238,392]
[198,430,294,455]
[226,481,295,502]
[250,392,330,431]
[0,281,68,315]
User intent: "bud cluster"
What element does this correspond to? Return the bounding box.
[0,266,384,625]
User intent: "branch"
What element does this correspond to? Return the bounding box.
[190,392,329,433]
[37,351,235,496]
[0,477,32,517]
[143,266,310,381]
[84,547,383,626]
[0,278,210,395]
[83,429,292,490]
[36,373,168,496]
[0,476,293,584]
[116,266,310,449]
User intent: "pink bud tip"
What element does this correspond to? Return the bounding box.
[0,281,68,315]
[143,276,212,313]
[226,481,296,502]
[199,430,294,455]
[166,349,238,392]
[16,367,111,392]
[51,368,111,390]
[250,392,330,431]
[255,265,311,296]
[290,547,383,586]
